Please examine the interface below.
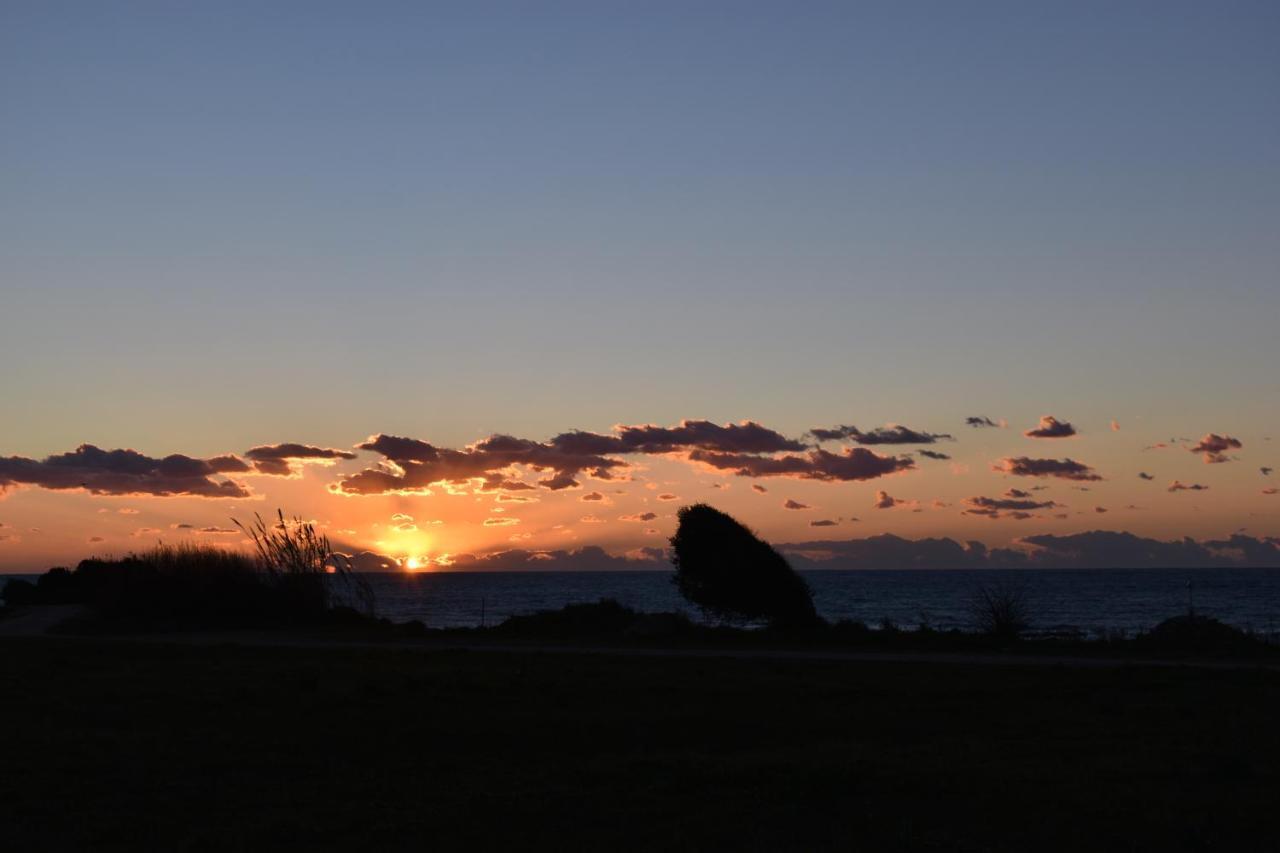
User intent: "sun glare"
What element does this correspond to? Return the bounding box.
[404,556,423,571]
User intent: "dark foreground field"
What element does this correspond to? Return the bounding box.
[2,639,1278,852]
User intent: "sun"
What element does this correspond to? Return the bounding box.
[404,556,423,571]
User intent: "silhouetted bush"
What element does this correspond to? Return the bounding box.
[496,598,640,638]
[1,577,38,605]
[1138,614,1261,654]
[3,511,377,631]
[669,504,818,629]
[969,576,1033,641]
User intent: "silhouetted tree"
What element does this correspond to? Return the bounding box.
[670,504,818,628]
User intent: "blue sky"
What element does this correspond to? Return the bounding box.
[1,1,1277,567]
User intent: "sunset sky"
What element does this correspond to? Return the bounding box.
[2,1,1277,571]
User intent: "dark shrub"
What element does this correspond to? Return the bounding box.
[1,577,39,605]
[669,504,818,629]
[969,576,1033,641]
[1139,614,1261,654]
[496,599,641,638]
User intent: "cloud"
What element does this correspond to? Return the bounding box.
[1110,420,1120,432]
[1262,467,1273,476]
[550,419,806,455]
[656,493,679,501]
[195,526,238,535]
[965,416,1000,428]
[336,433,626,496]
[873,490,913,510]
[444,545,668,572]
[619,512,658,522]
[1190,433,1242,464]
[780,531,1280,570]
[0,444,251,499]
[962,495,1057,518]
[1094,506,1108,514]
[783,499,810,510]
[1263,488,1278,496]
[811,424,953,445]
[1138,472,1155,480]
[244,443,357,476]
[1024,416,1077,439]
[751,484,767,493]
[809,519,838,527]
[689,447,914,482]
[917,449,951,460]
[336,420,807,497]
[579,515,605,523]
[390,513,414,522]
[994,457,1102,481]
[580,491,605,502]
[1167,481,1209,492]
[482,517,520,526]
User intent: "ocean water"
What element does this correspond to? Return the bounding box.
[364,568,1280,638]
[5,568,1278,638]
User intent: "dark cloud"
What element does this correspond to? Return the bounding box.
[619,512,658,522]
[917,450,951,460]
[0,444,251,499]
[751,484,767,494]
[195,526,238,535]
[962,495,1057,519]
[1167,481,1209,492]
[873,490,906,510]
[337,433,626,495]
[445,546,667,572]
[551,420,805,455]
[783,499,810,510]
[338,421,808,496]
[580,491,605,502]
[1191,433,1242,464]
[780,531,1280,570]
[994,457,1102,481]
[1024,416,1077,439]
[244,443,357,476]
[965,416,1000,428]
[1262,467,1273,476]
[689,447,914,482]
[1094,506,1108,514]
[656,493,679,501]
[810,424,953,445]
[1138,472,1155,480]
[809,519,838,527]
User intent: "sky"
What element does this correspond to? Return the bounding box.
[2,1,1278,571]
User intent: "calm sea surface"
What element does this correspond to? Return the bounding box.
[5,568,1279,638]
[361,569,1280,638]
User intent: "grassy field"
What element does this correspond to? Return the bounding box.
[2,638,1278,851]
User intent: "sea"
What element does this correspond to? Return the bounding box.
[5,568,1280,639]
[360,568,1280,638]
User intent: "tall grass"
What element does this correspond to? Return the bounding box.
[234,510,374,617]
